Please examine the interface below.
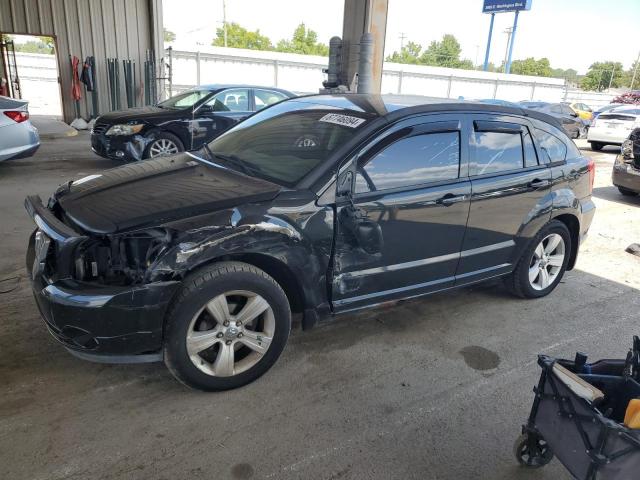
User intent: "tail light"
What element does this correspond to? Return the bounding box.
[587,157,595,192]
[4,110,29,123]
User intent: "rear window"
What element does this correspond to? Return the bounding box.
[599,113,638,121]
[535,129,567,162]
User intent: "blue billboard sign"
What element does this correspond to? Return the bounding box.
[482,0,532,13]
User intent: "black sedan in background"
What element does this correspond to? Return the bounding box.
[519,101,585,139]
[91,84,295,161]
[613,128,640,196]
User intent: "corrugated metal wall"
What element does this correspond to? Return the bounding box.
[0,0,164,122]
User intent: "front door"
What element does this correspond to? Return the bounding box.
[190,87,252,149]
[331,115,471,312]
[455,115,552,284]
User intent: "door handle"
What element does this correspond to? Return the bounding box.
[528,179,550,190]
[436,194,467,206]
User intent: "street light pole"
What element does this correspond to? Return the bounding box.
[223,0,228,47]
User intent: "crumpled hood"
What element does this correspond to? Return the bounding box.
[55,153,282,234]
[96,106,183,123]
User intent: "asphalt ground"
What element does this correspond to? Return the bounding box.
[0,135,638,480]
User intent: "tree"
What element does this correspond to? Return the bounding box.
[508,57,552,77]
[212,22,272,50]
[385,41,422,64]
[420,34,472,69]
[385,34,473,69]
[581,61,626,91]
[13,39,54,54]
[276,23,329,56]
[164,28,176,43]
[551,67,579,84]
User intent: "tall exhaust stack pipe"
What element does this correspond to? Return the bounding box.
[357,33,374,94]
[323,36,342,89]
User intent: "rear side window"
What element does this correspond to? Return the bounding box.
[535,129,567,162]
[355,131,460,193]
[472,131,523,176]
[523,127,539,167]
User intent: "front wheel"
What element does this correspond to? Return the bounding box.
[506,220,571,298]
[145,132,184,158]
[514,433,554,468]
[164,262,291,391]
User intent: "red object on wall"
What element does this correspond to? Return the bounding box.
[71,56,82,101]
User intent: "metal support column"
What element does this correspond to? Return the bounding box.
[483,13,495,72]
[504,10,519,74]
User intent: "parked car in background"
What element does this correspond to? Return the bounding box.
[593,103,625,120]
[612,128,640,196]
[587,106,640,151]
[520,101,584,139]
[0,96,40,161]
[27,94,596,391]
[91,84,295,161]
[563,102,593,121]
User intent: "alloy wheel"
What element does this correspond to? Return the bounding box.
[528,233,566,291]
[186,290,275,377]
[149,138,179,157]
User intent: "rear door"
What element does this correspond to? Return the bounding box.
[191,87,252,148]
[455,115,552,285]
[331,114,471,311]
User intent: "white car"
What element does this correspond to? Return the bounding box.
[0,96,40,161]
[587,105,640,151]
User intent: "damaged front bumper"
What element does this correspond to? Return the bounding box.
[91,132,149,161]
[25,196,180,363]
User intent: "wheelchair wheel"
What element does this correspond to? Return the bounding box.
[514,433,554,468]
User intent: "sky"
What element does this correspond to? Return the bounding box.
[163,0,640,74]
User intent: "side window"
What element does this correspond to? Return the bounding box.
[523,127,539,167]
[472,130,524,176]
[355,131,460,194]
[254,90,288,111]
[206,88,250,112]
[563,106,575,116]
[535,128,567,163]
[550,105,562,114]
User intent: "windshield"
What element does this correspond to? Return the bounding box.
[158,90,213,109]
[207,101,371,186]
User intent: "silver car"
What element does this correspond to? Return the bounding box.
[0,96,40,161]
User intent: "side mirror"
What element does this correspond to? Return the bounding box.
[571,112,578,117]
[336,167,354,201]
[198,104,213,114]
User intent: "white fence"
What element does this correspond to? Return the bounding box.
[168,45,618,108]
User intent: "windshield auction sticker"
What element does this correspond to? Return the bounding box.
[319,113,366,128]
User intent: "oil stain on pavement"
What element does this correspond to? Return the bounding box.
[459,346,501,371]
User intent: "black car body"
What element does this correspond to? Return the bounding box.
[91,84,294,161]
[612,128,640,196]
[27,94,596,390]
[520,101,584,139]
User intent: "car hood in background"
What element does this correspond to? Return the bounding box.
[55,153,282,234]
[96,106,187,123]
[0,96,28,110]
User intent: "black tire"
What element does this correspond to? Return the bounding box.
[514,433,554,468]
[590,141,604,151]
[144,132,185,159]
[618,187,639,197]
[505,220,572,299]
[164,261,291,391]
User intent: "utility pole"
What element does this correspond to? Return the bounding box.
[399,32,406,50]
[631,50,640,90]
[503,27,513,73]
[608,65,616,90]
[223,0,228,47]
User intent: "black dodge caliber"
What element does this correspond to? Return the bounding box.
[91,84,294,161]
[26,95,596,391]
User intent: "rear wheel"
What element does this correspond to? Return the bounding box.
[506,220,571,299]
[164,262,291,391]
[146,132,184,158]
[590,141,604,151]
[618,187,638,197]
